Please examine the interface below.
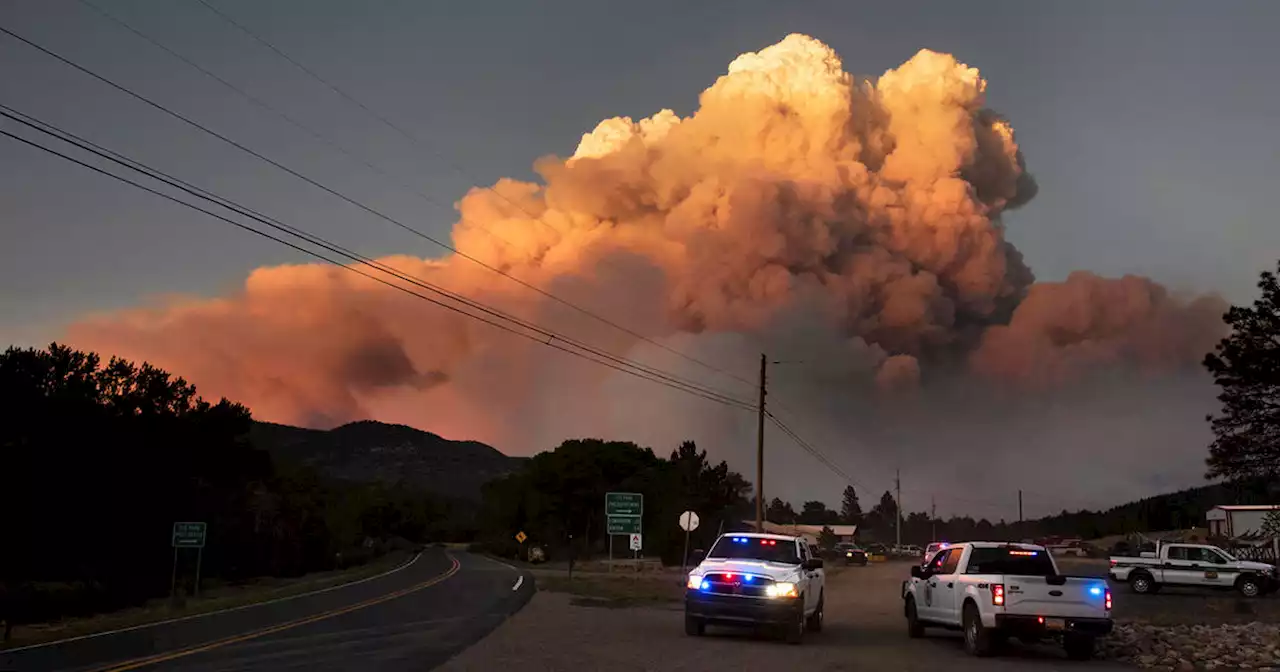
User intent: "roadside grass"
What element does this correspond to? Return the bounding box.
[534,573,684,607]
[1,550,412,650]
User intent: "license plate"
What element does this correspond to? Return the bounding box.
[1045,618,1065,630]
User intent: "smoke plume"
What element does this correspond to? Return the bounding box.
[67,35,1226,501]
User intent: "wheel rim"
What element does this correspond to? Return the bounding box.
[1243,581,1259,597]
[966,618,977,648]
[1134,578,1148,592]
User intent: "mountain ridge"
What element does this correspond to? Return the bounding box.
[250,419,526,501]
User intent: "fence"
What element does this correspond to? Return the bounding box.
[1229,537,1278,564]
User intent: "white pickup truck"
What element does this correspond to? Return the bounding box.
[1109,542,1278,597]
[902,541,1113,660]
[685,532,826,644]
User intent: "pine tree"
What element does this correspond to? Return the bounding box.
[1203,262,1280,481]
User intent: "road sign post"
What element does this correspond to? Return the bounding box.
[171,522,207,599]
[679,511,700,572]
[605,492,643,565]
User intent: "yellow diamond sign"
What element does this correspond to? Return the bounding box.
[515,531,527,544]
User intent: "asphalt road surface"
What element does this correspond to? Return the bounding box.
[443,561,1133,671]
[0,549,532,672]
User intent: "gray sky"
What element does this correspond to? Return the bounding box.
[1,0,1277,515]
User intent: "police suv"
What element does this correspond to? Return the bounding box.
[685,532,825,644]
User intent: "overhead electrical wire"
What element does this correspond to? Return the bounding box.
[0,106,758,412]
[185,0,752,386]
[104,0,757,389]
[0,21,754,406]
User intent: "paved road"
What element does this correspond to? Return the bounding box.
[0,549,532,672]
[443,561,1132,671]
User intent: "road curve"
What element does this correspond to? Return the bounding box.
[0,548,532,672]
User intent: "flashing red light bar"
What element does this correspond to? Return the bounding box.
[1008,550,1038,556]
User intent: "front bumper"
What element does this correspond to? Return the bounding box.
[844,553,867,564]
[994,614,1114,638]
[685,590,799,625]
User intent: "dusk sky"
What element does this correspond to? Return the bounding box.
[4,0,1277,345]
[2,0,1278,516]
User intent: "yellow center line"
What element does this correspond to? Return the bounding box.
[90,554,462,672]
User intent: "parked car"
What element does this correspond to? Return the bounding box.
[1109,541,1277,597]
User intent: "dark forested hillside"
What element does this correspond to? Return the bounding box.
[250,420,526,501]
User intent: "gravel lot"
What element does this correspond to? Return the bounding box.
[440,561,1133,671]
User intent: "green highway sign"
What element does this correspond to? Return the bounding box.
[172,521,207,548]
[605,492,643,517]
[607,515,642,535]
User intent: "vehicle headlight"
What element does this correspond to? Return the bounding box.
[686,574,704,590]
[766,582,798,598]
[846,551,853,557]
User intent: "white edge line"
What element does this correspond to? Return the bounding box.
[511,576,524,592]
[1,551,423,654]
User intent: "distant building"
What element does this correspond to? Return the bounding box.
[1205,504,1280,538]
[740,521,859,545]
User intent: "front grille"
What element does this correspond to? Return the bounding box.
[701,574,776,597]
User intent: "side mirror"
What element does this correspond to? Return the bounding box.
[910,565,926,579]
[803,558,824,570]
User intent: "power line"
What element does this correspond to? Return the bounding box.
[179,0,757,389]
[0,21,755,407]
[0,107,759,412]
[71,0,529,255]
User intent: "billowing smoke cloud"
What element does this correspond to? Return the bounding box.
[67,35,1226,486]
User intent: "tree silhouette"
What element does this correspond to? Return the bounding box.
[1203,262,1280,481]
[0,344,448,629]
[767,497,796,523]
[840,486,862,525]
[799,500,838,524]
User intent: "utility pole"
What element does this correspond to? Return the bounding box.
[931,496,937,543]
[1018,486,1029,535]
[895,468,902,548]
[755,353,767,532]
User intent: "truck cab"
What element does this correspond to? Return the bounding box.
[1109,542,1278,597]
[685,533,826,644]
[902,542,1112,660]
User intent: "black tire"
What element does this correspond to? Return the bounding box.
[905,597,924,638]
[785,601,805,645]
[1237,575,1262,598]
[806,592,824,632]
[684,612,705,636]
[1129,572,1157,595]
[962,603,993,657]
[1064,633,1095,660]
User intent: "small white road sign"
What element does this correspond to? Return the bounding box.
[629,533,642,551]
[679,511,700,532]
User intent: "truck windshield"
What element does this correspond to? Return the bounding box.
[707,536,800,564]
[965,547,1058,576]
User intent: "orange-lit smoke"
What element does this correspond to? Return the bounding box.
[67,35,1226,444]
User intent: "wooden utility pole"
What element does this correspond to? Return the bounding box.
[895,468,902,548]
[755,353,767,532]
[1018,489,1024,539]
[931,496,937,543]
